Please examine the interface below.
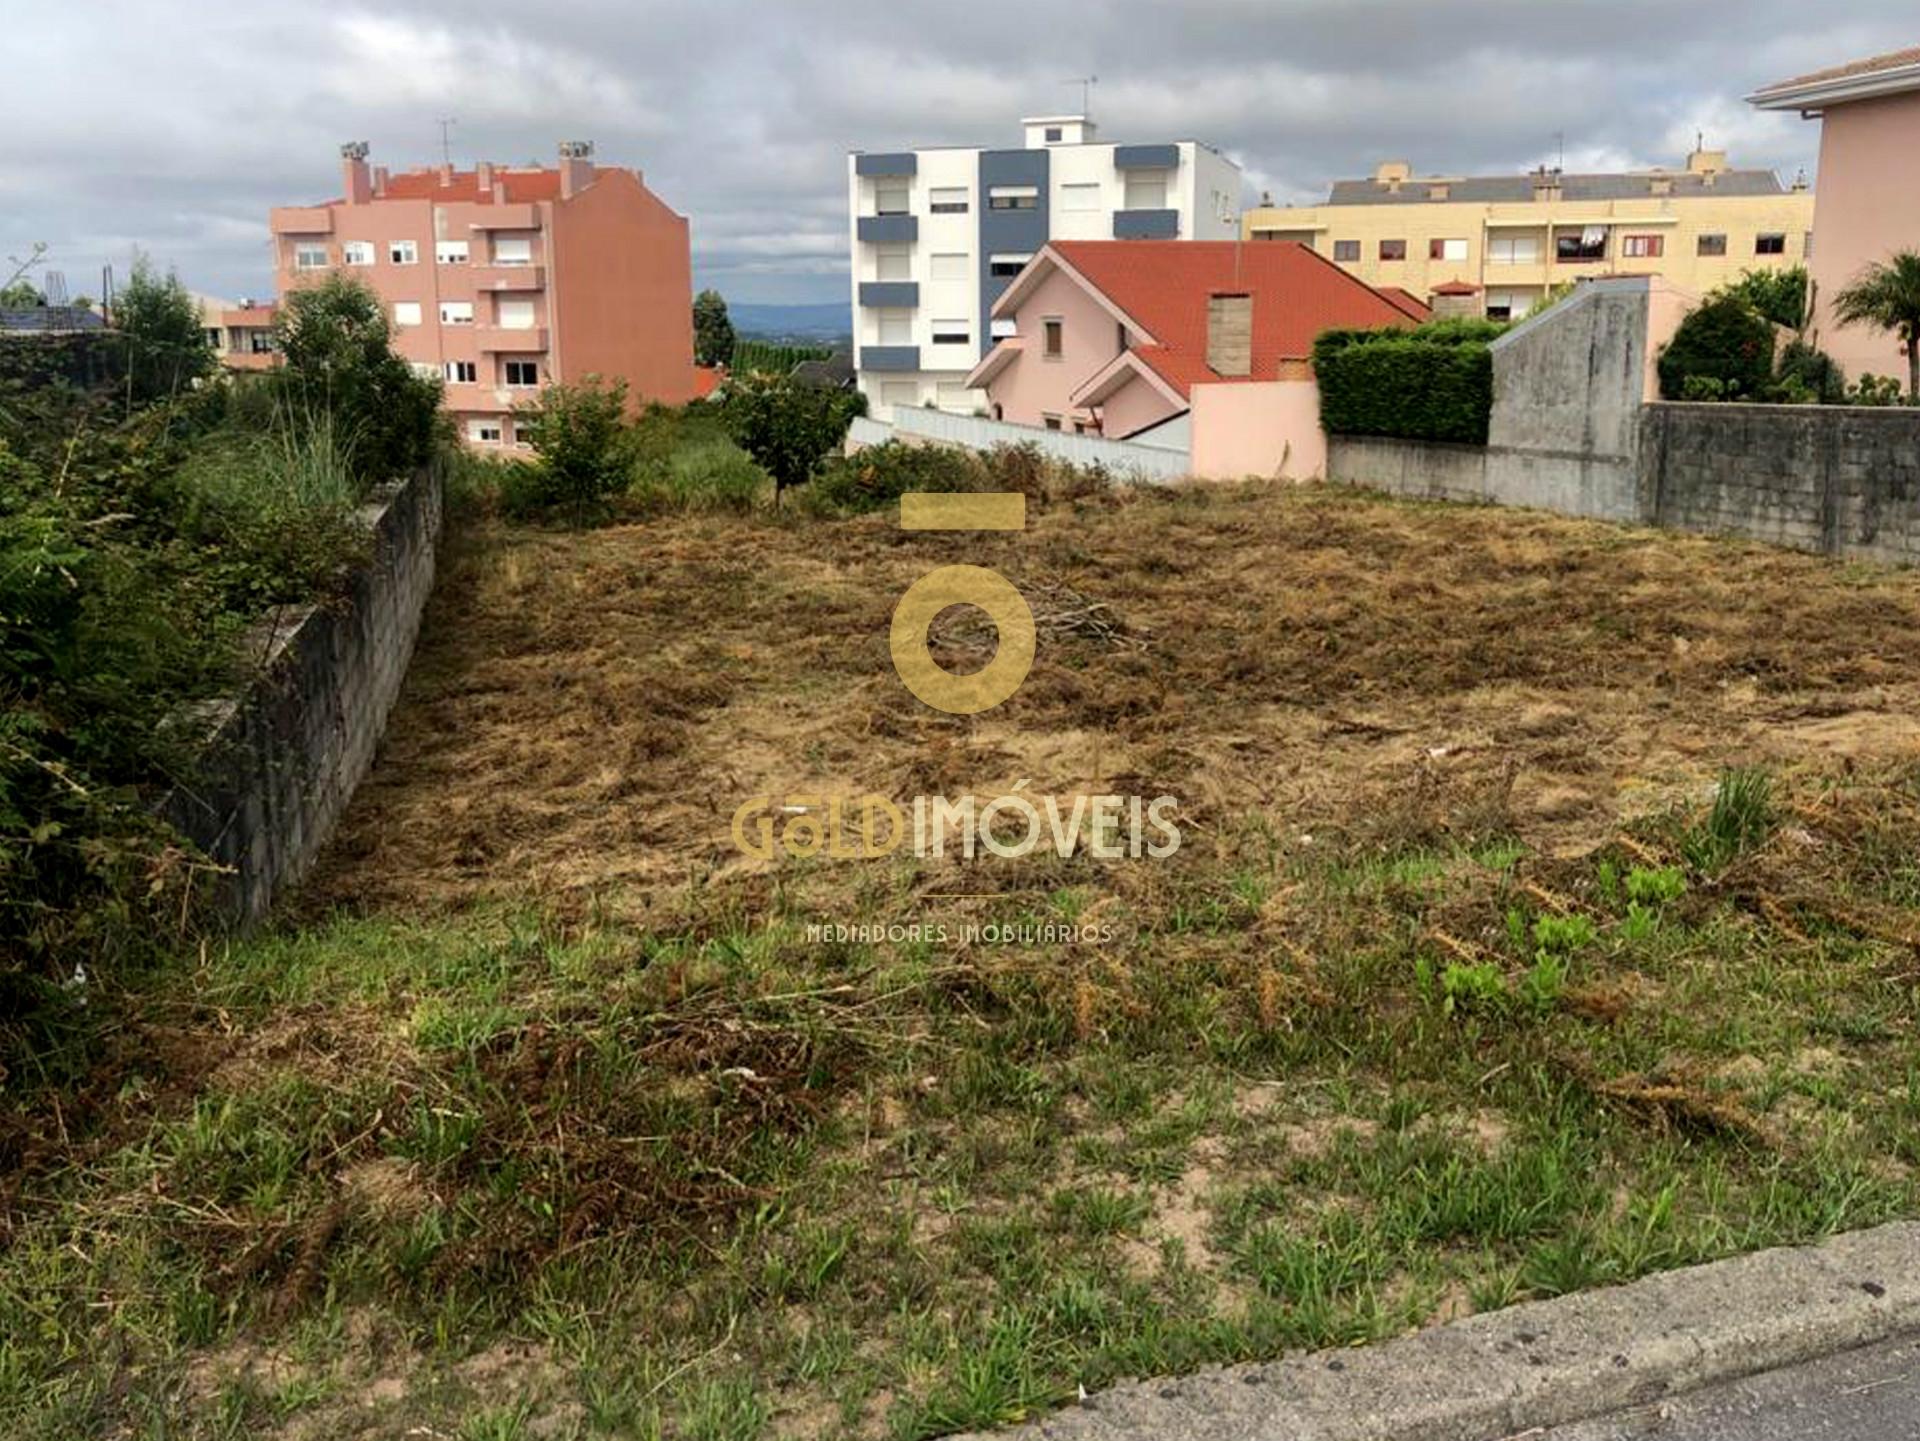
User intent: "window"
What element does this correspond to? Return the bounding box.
[929,186,969,214]
[1123,170,1168,210]
[989,254,1031,277]
[440,301,474,325]
[1485,290,1533,322]
[931,319,970,346]
[392,301,422,327]
[497,299,536,330]
[1043,318,1063,358]
[1556,226,1608,262]
[875,244,912,281]
[1060,182,1101,213]
[879,381,917,416]
[342,241,375,267]
[1622,234,1664,258]
[445,360,477,384]
[930,251,969,281]
[504,359,540,387]
[493,236,533,266]
[468,418,503,443]
[875,178,910,216]
[1755,233,1787,255]
[1379,239,1407,261]
[389,240,418,265]
[988,186,1038,211]
[877,308,913,345]
[936,384,971,412]
[1488,235,1540,264]
[1045,126,1063,143]
[1333,239,1361,262]
[1043,414,1063,432]
[294,243,329,270]
[409,362,439,380]
[436,240,470,265]
[1697,233,1728,257]
[1429,237,1468,261]
[247,330,274,354]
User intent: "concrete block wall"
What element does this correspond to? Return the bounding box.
[164,467,444,923]
[1641,403,1920,564]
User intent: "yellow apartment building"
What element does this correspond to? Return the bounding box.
[1242,148,1815,320]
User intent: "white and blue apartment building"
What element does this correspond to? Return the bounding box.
[846,115,1244,418]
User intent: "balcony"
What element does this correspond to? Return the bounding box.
[858,281,918,307]
[858,214,918,244]
[269,206,333,236]
[476,326,549,352]
[468,204,542,230]
[1114,144,1179,171]
[1113,209,1179,240]
[860,346,920,372]
[471,264,546,292]
[855,152,917,177]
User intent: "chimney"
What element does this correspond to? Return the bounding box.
[558,140,595,199]
[1531,164,1562,201]
[438,162,454,184]
[475,160,494,194]
[341,141,372,204]
[1207,293,1253,378]
[372,165,389,197]
[1649,172,1673,197]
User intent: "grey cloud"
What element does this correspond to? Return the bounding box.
[4,1,1914,305]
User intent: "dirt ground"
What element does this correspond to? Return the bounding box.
[308,479,1920,916]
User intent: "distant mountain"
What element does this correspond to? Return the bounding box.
[728,302,851,342]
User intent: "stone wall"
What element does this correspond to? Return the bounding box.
[164,467,444,923]
[1641,402,1920,565]
[1323,433,1489,503]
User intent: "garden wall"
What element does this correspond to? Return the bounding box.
[163,466,444,923]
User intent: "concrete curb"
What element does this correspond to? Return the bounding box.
[963,1221,1920,1441]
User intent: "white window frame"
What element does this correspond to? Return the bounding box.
[1488,235,1540,265]
[874,178,911,216]
[875,244,912,282]
[445,360,477,384]
[989,253,1032,278]
[988,185,1039,211]
[1123,171,1168,211]
[877,308,913,346]
[392,301,423,327]
[493,236,533,267]
[439,301,475,326]
[293,243,329,271]
[496,299,536,331]
[389,240,418,265]
[436,240,470,265]
[930,252,969,282]
[468,418,503,444]
[341,241,375,267]
[929,186,969,215]
[930,319,970,346]
[1430,237,1469,261]
[503,359,540,387]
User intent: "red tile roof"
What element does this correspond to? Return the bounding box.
[1045,240,1421,397]
[692,366,723,398]
[374,168,565,203]
[1431,280,1482,296]
[1375,286,1433,321]
[1760,44,1920,94]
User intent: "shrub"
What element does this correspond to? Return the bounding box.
[806,441,985,515]
[1312,322,1496,444]
[1657,295,1776,401]
[1847,373,1906,407]
[637,436,771,514]
[722,373,866,500]
[511,376,633,521]
[1769,340,1846,405]
[1716,267,1809,331]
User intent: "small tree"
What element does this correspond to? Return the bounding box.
[1657,295,1776,401]
[116,255,213,405]
[513,376,632,520]
[693,289,736,368]
[0,281,43,308]
[1717,266,1810,331]
[272,274,441,480]
[1833,252,1920,401]
[722,372,865,501]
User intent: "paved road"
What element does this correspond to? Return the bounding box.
[1538,1334,1920,1440]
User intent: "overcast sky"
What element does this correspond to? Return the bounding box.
[5,2,1915,307]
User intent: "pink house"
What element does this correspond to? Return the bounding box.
[268,142,697,447]
[1750,47,1920,381]
[966,241,1425,479]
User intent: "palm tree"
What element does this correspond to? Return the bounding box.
[1833,252,1920,402]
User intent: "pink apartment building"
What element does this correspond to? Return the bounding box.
[266,142,697,445]
[1750,47,1920,381]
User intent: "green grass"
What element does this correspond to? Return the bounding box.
[1,768,1917,1439]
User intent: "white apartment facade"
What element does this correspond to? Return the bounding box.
[847,115,1243,417]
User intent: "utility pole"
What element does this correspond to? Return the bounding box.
[1062,75,1097,117]
[438,117,457,166]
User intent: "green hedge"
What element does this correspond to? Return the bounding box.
[730,340,835,376]
[1312,321,1499,445]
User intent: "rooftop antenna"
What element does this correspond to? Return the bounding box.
[438,116,458,167]
[1062,75,1097,117]
[1555,130,1565,172]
